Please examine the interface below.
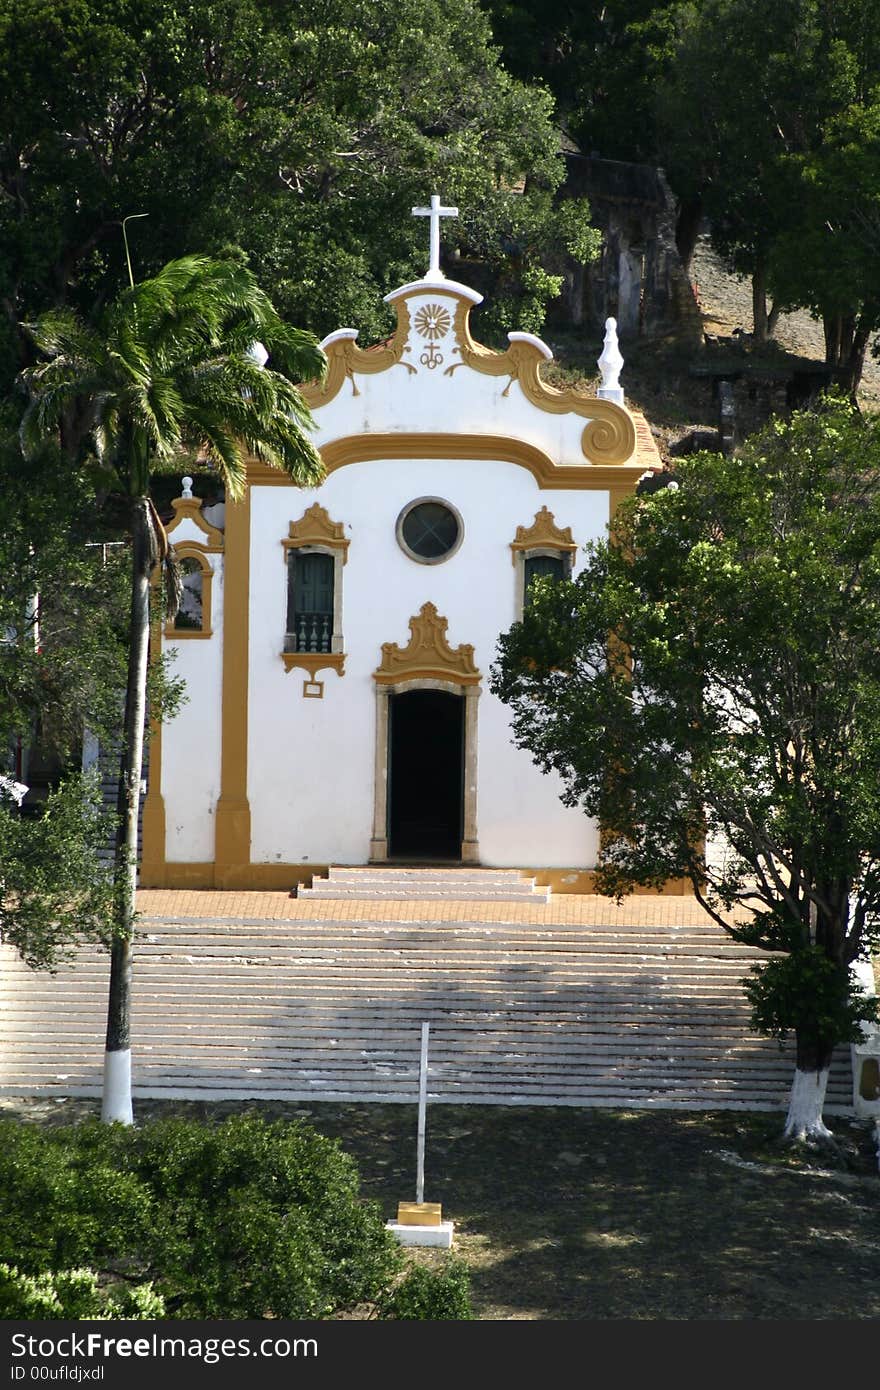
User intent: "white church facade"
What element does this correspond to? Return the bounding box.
[140,202,666,892]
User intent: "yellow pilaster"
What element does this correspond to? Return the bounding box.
[140,609,168,887]
[214,488,252,886]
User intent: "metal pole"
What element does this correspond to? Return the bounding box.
[121,214,149,288]
[416,1021,429,1205]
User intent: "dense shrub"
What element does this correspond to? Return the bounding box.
[0,1120,152,1272]
[0,1264,165,1320]
[381,1259,473,1320]
[0,1115,424,1318]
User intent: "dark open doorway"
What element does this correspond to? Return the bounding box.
[388,689,464,860]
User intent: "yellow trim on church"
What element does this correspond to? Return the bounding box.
[374,603,481,686]
[247,434,648,491]
[510,506,578,562]
[282,652,345,678]
[165,495,225,551]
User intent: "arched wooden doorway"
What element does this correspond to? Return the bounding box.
[370,604,481,864]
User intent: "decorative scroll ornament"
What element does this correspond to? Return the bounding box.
[298,305,416,408]
[445,298,637,466]
[374,603,481,685]
[510,507,577,563]
[294,280,650,469]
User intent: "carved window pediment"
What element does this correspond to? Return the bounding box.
[282,503,350,560]
[510,507,577,561]
[510,508,576,620]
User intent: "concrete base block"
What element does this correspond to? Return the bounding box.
[386,1220,454,1249]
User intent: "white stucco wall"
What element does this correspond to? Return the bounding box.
[158,515,223,863]
[246,457,605,866]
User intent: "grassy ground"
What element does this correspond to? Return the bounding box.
[4,1096,878,1321]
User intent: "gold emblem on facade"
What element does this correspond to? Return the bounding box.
[414,304,451,340]
[414,303,451,369]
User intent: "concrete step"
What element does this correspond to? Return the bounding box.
[0,909,855,1114]
[138,915,741,937]
[297,889,548,901]
[320,867,538,881]
[297,866,550,902]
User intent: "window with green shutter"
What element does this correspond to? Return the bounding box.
[524,553,565,608]
[287,551,335,653]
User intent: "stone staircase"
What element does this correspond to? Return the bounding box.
[297,866,550,902]
[0,899,854,1114]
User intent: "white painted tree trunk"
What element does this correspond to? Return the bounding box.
[783,1067,833,1140]
[101,1048,133,1125]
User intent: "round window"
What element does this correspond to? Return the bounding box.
[396,498,463,564]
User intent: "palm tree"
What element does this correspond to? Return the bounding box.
[19,255,326,1122]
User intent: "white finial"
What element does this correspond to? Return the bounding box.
[181,476,193,499]
[411,194,459,280]
[597,317,625,405]
[248,340,269,368]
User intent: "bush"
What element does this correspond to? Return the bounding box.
[745,948,879,1048]
[381,1259,473,1320]
[0,1264,165,1320]
[0,1120,152,1273]
[0,1115,405,1318]
[0,773,115,969]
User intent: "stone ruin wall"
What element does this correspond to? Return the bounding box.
[552,155,703,349]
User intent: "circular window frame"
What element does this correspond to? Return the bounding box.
[395,497,464,566]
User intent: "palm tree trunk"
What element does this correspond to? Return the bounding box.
[102,496,152,1124]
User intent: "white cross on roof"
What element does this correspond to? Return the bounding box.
[411,195,458,280]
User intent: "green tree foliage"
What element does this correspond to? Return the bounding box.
[655,0,821,332]
[0,1264,165,1320]
[657,0,880,382]
[491,401,880,1103]
[0,428,139,976]
[0,429,129,759]
[0,0,589,375]
[482,1,673,163]
[484,1,880,388]
[0,773,114,968]
[0,1115,473,1319]
[769,82,880,394]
